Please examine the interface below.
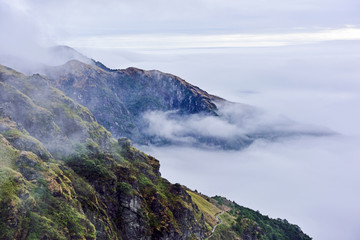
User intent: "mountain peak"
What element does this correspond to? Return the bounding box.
[48,45,94,65]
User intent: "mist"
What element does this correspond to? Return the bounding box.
[141,134,360,240]
[141,101,331,149]
[2,1,360,239]
[126,40,360,240]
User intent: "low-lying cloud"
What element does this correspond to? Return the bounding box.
[141,101,331,149]
[142,134,360,240]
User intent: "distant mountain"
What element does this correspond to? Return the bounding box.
[40,49,330,150]
[0,45,94,75]
[0,64,311,239]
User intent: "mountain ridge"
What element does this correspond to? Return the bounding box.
[0,45,332,150]
[43,59,225,146]
[41,55,330,150]
[0,63,311,239]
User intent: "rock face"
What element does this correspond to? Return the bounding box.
[0,64,311,240]
[43,60,222,145]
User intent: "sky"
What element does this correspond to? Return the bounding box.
[1,0,360,239]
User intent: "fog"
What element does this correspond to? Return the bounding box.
[141,102,331,149]
[124,41,360,240]
[2,0,360,239]
[141,135,360,240]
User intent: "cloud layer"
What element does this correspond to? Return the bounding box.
[2,1,360,240]
[143,134,360,240]
[141,101,330,149]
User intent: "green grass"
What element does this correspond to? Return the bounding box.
[0,65,25,78]
[187,191,221,228]
[0,168,25,239]
[2,128,23,138]
[0,135,19,168]
[218,212,236,226]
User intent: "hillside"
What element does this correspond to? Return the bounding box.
[43,60,222,146]
[40,57,328,150]
[0,64,311,239]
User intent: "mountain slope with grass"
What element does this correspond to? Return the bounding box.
[0,64,311,239]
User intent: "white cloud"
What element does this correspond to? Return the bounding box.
[141,101,330,149]
[61,27,360,50]
[2,1,360,239]
[3,0,359,42]
[143,134,360,240]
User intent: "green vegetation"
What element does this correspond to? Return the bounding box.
[3,128,23,138]
[64,146,116,181]
[187,190,221,231]
[0,135,19,168]
[0,168,25,239]
[212,196,311,240]
[218,212,236,226]
[0,64,311,240]
[208,223,240,240]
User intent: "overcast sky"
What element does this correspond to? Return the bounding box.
[2,1,360,240]
[1,0,360,51]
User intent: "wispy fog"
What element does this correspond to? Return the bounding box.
[141,135,360,240]
[141,101,330,148]
[130,40,360,240]
[0,1,93,73]
[2,1,360,239]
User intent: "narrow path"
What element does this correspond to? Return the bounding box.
[205,211,225,240]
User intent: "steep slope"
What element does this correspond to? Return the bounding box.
[42,57,329,150]
[43,60,224,145]
[0,65,311,239]
[0,65,206,239]
[209,196,311,240]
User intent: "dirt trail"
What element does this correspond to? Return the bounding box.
[206,211,225,239]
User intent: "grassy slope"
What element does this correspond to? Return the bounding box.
[187,191,221,229]
[0,65,312,240]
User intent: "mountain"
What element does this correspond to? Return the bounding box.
[0,45,330,150]
[40,54,328,150]
[43,59,224,146]
[0,45,94,75]
[0,64,311,239]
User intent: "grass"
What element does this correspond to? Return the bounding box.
[0,168,25,239]
[187,191,221,228]
[218,212,236,226]
[0,65,25,78]
[2,128,23,138]
[0,135,19,168]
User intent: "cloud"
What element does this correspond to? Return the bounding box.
[61,27,360,50]
[5,0,360,41]
[2,2,360,240]
[142,134,360,240]
[133,39,360,240]
[141,101,331,149]
[0,1,44,56]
